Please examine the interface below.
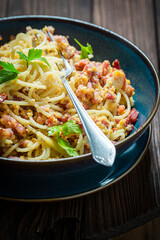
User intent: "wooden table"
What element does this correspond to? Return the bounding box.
[0,0,160,239]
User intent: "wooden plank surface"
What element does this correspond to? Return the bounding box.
[0,0,8,18]
[8,0,92,22]
[0,0,160,239]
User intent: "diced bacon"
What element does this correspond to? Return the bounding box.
[76,84,94,100]
[129,108,139,123]
[125,108,139,126]
[75,59,90,71]
[0,35,2,41]
[34,113,47,125]
[45,115,58,127]
[60,99,70,110]
[115,119,120,124]
[105,92,115,101]
[91,97,99,104]
[54,35,75,59]
[0,114,26,136]
[102,60,110,76]
[0,93,8,103]
[57,113,70,123]
[74,119,84,132]
[112,59,120,69]
[83,102,89,110]
[75,50,81,55]
[123,82,135,97]
[117,105,125,115]
[20,140,30,148]
[99,76,107,87]
[0,127,15,140]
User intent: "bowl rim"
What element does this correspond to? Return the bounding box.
[0,15,159,164]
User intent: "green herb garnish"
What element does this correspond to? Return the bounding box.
[48,120,83,157]
[0,61,19,84]
[74,39,93,59]
[17,48,51,67]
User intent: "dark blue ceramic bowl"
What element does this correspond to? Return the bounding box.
[0,16,159,183]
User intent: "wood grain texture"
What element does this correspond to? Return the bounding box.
[155,0,160,71]
[108,216,160,240]
[151,0,160,206]
[7,0,92,22]
[93,0,158,69]
[0,0,8,18]
[0,0,160,239]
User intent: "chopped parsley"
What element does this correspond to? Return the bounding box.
[48,120,83,157]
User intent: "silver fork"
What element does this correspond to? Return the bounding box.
[47,30,116,166]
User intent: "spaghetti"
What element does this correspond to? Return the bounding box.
[0,26,139,160]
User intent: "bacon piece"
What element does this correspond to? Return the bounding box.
[0,35,2,41]
[123,83,135,97]
[34,113,47,125]
[83,102,89,110]
[117,105,125,115]
[75,59,90,71]
[125,108,139,126]
[54,35,75,59]
[45,115,58,127]
[102,60,110,76]
[57,113,70,123]
[76,84,94,100]
[113,59,120,69]
[105,92,115,101]
[75,50,81,55]
[0,114,26,136]
[0,127,15,140]
[115,119,120,124]
[129,108,139,123]
[99,76,107,87]
[0,93,8,103]
[20,140,30,148]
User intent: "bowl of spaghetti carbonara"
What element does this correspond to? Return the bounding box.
[0,16,159,165]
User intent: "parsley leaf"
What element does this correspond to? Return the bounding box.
[74,39,93,59]
[48,125,61,136]
[62,120,83,135]
[57,134,79,157]
[48,120,83,157]
[0,60,19,84]
[17,48,51,67]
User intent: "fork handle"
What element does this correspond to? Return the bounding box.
[62,78,116,166]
